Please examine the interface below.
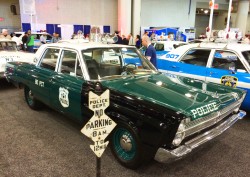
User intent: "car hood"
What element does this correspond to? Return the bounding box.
[101,73,244,120]
[0,51,35,61]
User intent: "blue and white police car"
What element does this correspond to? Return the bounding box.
[157,42,250,111]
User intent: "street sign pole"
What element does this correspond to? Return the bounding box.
[96,157,101,177]
[81,89,117,177]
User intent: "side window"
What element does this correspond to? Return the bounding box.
[32,34,38,40]
[180,49,210,66]
[212,50,245,71]
[59,50,82,76]
[40,48,60,71]
[47,35,52,40]
[155,43,164,51]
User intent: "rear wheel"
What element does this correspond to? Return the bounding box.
[110,121,144,169]
[24,86,42,110]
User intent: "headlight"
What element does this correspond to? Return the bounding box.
[172,121,186,146]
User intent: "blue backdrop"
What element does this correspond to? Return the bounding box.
[22,23,31,32]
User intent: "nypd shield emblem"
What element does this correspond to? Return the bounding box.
[221,76,238,88]
[59,87,69,108]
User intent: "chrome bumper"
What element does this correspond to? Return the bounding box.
[154,110,246,163]
[0,71,4,78]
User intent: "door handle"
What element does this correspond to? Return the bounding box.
[210,71,217,75]
[170,65,179,69]
[49,76,56,82]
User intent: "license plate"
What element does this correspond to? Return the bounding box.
[238,111,246,119]
[6,58,13,62]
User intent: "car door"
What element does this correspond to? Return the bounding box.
[49,49,85,122]
[30,47,61,105]
[206,49,250,108]
[159,48,211,81]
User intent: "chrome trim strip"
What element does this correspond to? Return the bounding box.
[184,98,243,137]
[154,110,246,163]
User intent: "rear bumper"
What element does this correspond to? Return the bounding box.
[154,110,246,163]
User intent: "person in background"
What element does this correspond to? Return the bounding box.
[135,35,141,49]
[122,35,129,45]
[51,32,61,43]
[85,34,90,40]
[11,33,22,50]
[143,31,149,36]
[242,35,250,44]
[128,33,134,45]
[114,30,122,44]
[26,30,34,53]
[74,30,84,39]
[71,32,76,39]
[150,32,156,41]
[21,32,28,51]
[40,32,47,44]
[0,29,11,39]
[142,35,157,67]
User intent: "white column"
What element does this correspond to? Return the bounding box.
[118,0,132,35]
[132,0,141,37]
[235,0,249,36]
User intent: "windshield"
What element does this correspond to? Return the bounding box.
[0,41,17,51]
[82,47,157,80]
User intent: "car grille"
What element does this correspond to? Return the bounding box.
[184,95,245,138]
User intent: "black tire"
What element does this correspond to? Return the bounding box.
[24,86,42,110]
[110,121,144,169]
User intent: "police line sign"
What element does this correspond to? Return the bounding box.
[81,90,116,157]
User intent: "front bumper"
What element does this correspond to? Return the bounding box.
[0,71,4,79]
[154,110,246,163]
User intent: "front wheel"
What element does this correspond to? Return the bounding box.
[24,86,42,110]
[110,121,144,169]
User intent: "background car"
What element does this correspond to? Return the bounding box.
[15,31,53,51]
[0,39,35,79]
[157,42,250,111]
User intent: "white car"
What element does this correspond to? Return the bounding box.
[0,39,35,79]
[14,32,53,50]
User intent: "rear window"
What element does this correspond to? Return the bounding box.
[242,51,250,65]
[0,42,17,51]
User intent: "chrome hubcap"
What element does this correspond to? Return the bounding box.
[29,90,34,100]
[120,134,132,151]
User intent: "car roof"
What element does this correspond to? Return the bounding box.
[42,41,136,50]
[153,41,187,44]
[14,31,51,35]
[0,39,15,42]
[171,42,250,53]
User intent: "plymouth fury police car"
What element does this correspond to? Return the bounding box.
[5,42,246,169]
[158,42,250,111]
[0,39,34,79]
